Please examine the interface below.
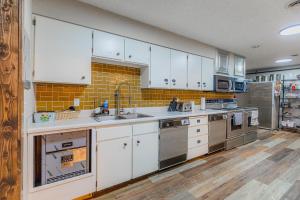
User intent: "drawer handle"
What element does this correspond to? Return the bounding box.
[197,120,201,123]
[116,52,120,56]
[197,129,201,133]
[137,140,140,145]
[197,140,201,144]
[123,143,127,148]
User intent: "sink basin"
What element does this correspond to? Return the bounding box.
[118,113,153,119]
[94,113,152,122]
[94,115,124,122]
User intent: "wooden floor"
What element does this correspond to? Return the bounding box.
[94,131,300,200]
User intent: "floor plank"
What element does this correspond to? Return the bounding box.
[93,132,300,200]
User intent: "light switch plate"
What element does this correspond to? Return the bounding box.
[74,98,80,107]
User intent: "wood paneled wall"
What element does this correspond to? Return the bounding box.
[0,0,22,199]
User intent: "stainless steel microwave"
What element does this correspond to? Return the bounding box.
[234,78,247,93]
[214,75,234,92]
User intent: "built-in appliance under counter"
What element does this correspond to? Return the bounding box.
[159,117,190,170]
[208,114,227,153]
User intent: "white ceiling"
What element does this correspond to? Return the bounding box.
[79,0,300,70]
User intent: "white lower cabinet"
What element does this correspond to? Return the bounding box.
[97,136,132,190]
[187,116,209,160]
[97,121,159,190]
[132,133,158,178]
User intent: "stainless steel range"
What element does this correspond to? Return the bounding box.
[206,99,258,150]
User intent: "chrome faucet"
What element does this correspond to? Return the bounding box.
[115,82,131,116]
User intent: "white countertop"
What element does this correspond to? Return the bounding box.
[27,108,228,134]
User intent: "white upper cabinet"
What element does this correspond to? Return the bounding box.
[234,55,245,77]
[93,31,124,61]
[201,57,215,91]
[34,16,92,85]
[125,38,150,65]
[188,54,202,90]
[216,51,229,75]
[228,54,235,76]
[170,50,188,89]
[149,45,171,88]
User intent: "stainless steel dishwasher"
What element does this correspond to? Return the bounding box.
[208,114,227,153]
[159,118,190,170]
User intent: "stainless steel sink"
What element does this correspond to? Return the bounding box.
[118,113,153,119]
[94,113,152,122]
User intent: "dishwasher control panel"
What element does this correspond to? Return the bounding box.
[160,118,190,128]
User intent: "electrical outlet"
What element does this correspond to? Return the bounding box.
[74,98,80,107]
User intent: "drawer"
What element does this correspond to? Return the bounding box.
[187,144,208,160]
[133,121,159,136]
[97,125,132,141]
[244,132,257,144]
[226,135,244,150]
[188,125,208,138]
[189,116,208,126]
[188,135,208,149]
[44,130,89,152]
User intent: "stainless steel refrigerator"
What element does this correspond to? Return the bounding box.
[235,82,279,130]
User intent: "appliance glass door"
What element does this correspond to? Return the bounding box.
[231,116,243,131]
[235,81,245,92]
[217,80,230,90]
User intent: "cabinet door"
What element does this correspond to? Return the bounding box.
[125,38,150,65]
[228,54,235,76]
[170,50,188,89]
[202,57,214,91]
[150,45,171,88]
[132,133,158,178]
[188,54,202,90]
[93,31,124,61]
[97,137,132,190]
[216,51,229,74]
[234,56,245,77]
[34,16,92,84]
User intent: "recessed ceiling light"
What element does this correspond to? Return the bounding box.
[280,24,300,36]
[275,59,293,63]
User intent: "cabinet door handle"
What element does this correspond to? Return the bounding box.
[197,129,201,133]
[164,79,169,85]
[81,76,86,80]
[137,140,140,145]
[197,119,201,123]
[123,143,127,148]
[129,55,132,58]
[116,52,120,56]
[197,140,201,144]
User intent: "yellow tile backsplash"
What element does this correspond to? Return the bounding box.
[35,63,233,111]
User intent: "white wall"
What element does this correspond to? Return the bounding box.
[32,0,217,59]
[23,1,34,199]
[23,0,35,129]
[247,66,300,81]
